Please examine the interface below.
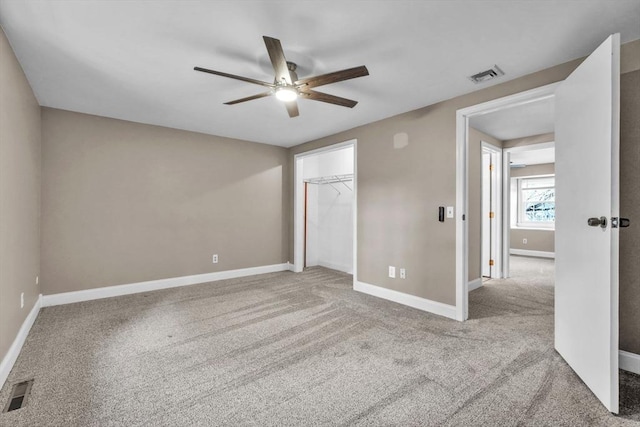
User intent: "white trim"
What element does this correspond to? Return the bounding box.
[619,350,640,375]
[456,82,560,321]
[293,140,357,280]
[455,108,469,321]
[510,249,555,259]
[41,263,290,307]
[468,278,483,292]
[355,280,457,320]
[0,294,42,388]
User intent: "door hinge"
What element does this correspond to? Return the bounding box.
[489,164,494,171]
[489,259,494,266]
[489,212,495,219]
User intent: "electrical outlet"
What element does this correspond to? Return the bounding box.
[523,238,528,244]
[20,292,24,309]
[388,266,396,278]
[400,268,406,279]
[212,254,219,264]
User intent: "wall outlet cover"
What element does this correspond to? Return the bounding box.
[400,268,406,279]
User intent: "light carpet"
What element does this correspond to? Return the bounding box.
[1,256,638,426]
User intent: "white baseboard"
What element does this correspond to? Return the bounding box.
[354,280,457,320]
[510,249,555,259]
[468,278,483,292]
[318,260,353,275]
[620,350,640,375]
[0,294,42,388]
[41,263,290,307]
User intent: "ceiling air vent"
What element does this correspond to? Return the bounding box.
[468,65,504,84]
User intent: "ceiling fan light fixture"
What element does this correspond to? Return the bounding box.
[275,87,298,102]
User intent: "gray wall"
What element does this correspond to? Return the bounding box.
[0,29,41,362]
[620,69,640,355]
[468,128,503,281]
[510,162,555,252]
[41,109,289,294]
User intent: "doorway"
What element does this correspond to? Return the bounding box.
[504,142,556,276]
[455,82,559,321]
[293,140,357,278]
[457,34,624,415]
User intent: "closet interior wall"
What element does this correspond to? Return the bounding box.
[302,147,354,274]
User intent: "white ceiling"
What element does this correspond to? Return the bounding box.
[470,96,555,141]
[1,1,639,147]
[511,147,555,166]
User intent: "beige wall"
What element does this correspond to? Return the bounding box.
[620,69,640,355]
[289,57,585,306]
[288,41,640,314]
[41,109,289,294]
[503,132,554,149]
[509,161,555,178]
[468,128,502,281]
[2,30,638,365]
[510,229,555,252]
[0,29,41,362]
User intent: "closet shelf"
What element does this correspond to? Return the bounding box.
[304,174,353,193]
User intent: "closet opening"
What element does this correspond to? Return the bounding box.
[293,141,357,279]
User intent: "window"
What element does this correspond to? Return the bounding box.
[515,175,555,228]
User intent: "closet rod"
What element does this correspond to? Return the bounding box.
[303,174,353,194]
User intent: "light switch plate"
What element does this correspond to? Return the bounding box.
[388,266,396,278]
[446,206,454,218]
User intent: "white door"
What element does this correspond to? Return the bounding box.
[555,34,620,413]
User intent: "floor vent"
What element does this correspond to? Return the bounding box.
[468,65,504,84]
[3,379,33,412]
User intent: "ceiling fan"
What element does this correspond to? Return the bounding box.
[194,36,369,118]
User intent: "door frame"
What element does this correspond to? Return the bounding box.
[481,141,502,279]
[293,140,357,280]
[455,82,559,321]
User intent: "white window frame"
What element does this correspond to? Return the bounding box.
[514,174,555,229]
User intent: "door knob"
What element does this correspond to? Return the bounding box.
[587,216,607,228]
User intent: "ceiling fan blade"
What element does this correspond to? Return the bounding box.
[224,91,273,105]
[285,100,299,118]
[295,66,369,89]
[263,36,292,85]
[194,67,275,88]
[300,90,358,108]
